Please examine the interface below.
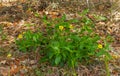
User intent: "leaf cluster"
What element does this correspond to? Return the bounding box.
[16,10,111,68]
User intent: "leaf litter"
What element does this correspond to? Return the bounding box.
[0,0,120,76]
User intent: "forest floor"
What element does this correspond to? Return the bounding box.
[0,0,120,76]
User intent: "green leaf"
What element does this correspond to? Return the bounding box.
[34,12,40,17]
[69,19,79,23]
[94,14,107,21]
[48,52,55,59]
[99,16,107,21]
[61,14,66,21]
[96,50,105,57]
[55,55,62,65]
[79,9,89,16]
[40,56,48,63]
[24,24,34,27]
[82,9,89,15]
[33,36,37,42]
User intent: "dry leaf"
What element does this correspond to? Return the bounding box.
[0,60,6,64]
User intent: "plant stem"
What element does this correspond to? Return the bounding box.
[72,67,77,76]
[104,56,110,76]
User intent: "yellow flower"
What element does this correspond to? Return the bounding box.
[59,26,64,31]
[69,24,74,29]
[98,44,103,49]
[18,34,23,39]
[7,53,12,58]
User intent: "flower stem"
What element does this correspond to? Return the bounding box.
[104,56,110,76]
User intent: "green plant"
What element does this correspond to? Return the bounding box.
[104,56,110,76]
[0,25,7,40]
[16,31,43,52]
[35,69,44,76]
[16,10,111,70]
[41,13,111,68]
[0,25,3,34]
[93,14,107,21]
[1,34,7,40]
[34,11,40,17]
